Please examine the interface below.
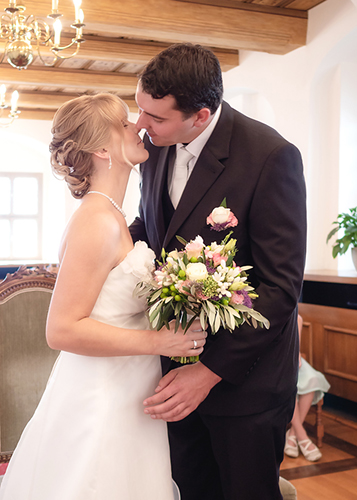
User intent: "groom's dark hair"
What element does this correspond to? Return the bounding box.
[139,43,223,116]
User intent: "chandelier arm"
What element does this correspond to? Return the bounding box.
[0,118,16,128]
[36,42,57,67]
[51,41,81,60]
[0,112,18,128]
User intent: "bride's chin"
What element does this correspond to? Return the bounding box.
[126,149,149,167]
[139,150,149,162]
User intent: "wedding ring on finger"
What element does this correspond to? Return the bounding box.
[193,340,198,349]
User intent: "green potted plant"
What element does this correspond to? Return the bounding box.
[326,206,357,269]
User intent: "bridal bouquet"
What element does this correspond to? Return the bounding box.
[135,222,270,364]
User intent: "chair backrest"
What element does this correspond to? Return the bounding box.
[0,265,59,462]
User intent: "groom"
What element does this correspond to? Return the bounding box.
[130,43,306,500]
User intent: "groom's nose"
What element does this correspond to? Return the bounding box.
[136,112,148,132]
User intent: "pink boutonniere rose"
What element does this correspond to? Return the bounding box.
[207,198,238,231]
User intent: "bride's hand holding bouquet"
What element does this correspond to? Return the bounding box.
[153,318,206,359]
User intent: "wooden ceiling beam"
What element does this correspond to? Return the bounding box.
[10,0,307,55]
[0,37,239,72]
[173,0,308,18]
[0,65,138,93]
[18,94,138,120]
[15,92,137,112]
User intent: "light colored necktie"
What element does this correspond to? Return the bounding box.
[170,146,194,209]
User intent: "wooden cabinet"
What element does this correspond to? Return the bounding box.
[299,271,357,404]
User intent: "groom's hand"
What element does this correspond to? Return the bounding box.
[143,362,221,422]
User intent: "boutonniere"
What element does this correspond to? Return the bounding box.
[207,198,238,231]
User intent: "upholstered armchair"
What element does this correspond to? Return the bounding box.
[0,265,59,463]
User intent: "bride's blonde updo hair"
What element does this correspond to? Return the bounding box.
[50,93,128,199]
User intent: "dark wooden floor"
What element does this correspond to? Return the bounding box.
[281,410,357,499]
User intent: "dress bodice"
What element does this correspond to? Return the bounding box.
[89,241,155,329]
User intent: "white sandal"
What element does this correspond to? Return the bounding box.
[284,429,299,458]
[298,439,322,461]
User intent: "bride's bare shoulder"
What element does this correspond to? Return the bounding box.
[58,203,121,264]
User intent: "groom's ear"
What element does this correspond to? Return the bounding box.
[192,108,212,128]
[93,148,109,160]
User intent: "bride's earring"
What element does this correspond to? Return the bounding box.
[108,153,112,170]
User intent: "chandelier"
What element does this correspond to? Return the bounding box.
[0,1,85,70]
[0,84,19,127]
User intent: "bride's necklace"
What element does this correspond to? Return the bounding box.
[87,191,126,218]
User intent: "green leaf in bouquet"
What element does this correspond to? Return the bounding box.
[175,313,181,333]
[177,256,186,271]
[162,302,173,330]
[150,288,163,302]
[233,304,254,313]
[152,315,160,330]
[220,197,227,208]
[205,300,216,315]
[176,235,188,247]
[149,304,163,324]
[247,309,270,329]
[201,248,206,263]
[199,308,206,330]
[240,265,253,272]
[226,254,235,267]
[222,306,235,331]
[183,253,189,266]
[161,247,166,261]
[206,307,216,333]
[174,300,182,317]
[221,230,233,245]
[149,299,162,316]
[181,309,187,331]
[213,310,221,334]
[185,314,198,333]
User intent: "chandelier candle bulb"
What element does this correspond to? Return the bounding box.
[73,0,81,21]
[77,9,84,36]
[54,19,62,46]
[52,0,59,11]
[10,91,18,113]
[0,85,6,107]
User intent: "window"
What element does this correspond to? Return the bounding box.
[0,173,43,260]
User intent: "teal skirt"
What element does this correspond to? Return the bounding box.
[297,358,330,405]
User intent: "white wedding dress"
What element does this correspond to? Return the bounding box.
[0,241,175,500]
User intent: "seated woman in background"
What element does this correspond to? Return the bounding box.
[284,315,330,462]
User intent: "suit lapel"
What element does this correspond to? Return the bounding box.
[163,102,234,248]
[151,145,172,253]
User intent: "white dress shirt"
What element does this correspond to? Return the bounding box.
[168,104,222,206]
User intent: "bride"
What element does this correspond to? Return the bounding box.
[0,93,206,500]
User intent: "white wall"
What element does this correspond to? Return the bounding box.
[0,112,141,263]
[1,0,357,270]
[223,0,357,272]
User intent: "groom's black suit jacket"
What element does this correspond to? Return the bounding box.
[130,101,306,417]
